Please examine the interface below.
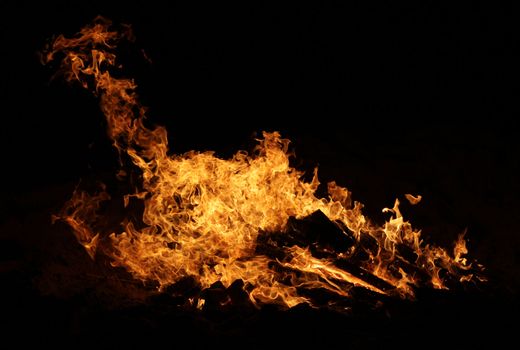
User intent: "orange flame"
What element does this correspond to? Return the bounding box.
[405,194,422,205]
[44,17,479,308]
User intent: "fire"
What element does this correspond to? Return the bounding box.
[44,17,479,309]
[405,194,422,205]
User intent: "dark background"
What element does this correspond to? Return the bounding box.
[0,1,519,347]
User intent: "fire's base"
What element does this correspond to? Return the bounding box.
[0,183,516,348]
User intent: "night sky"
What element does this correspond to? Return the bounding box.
[1,1,519,347]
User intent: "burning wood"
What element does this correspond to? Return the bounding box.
[42,17,482,310]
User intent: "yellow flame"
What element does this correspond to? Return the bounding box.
[45,17,479,308]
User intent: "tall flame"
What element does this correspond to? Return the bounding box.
[44,17,478,308]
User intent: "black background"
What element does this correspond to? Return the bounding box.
[1,1,519,347]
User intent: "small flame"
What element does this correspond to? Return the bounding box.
[44,17,481,309]
[405,194,422,205]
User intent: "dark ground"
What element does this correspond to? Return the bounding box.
[1,1,519,347]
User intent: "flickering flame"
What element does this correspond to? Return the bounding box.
[405,194,422,205]
[44,17,479,308]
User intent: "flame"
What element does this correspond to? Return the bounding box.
[44,17,479,308]
[405,194,422,205]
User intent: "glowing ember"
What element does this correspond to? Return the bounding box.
[44,17,480,308]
